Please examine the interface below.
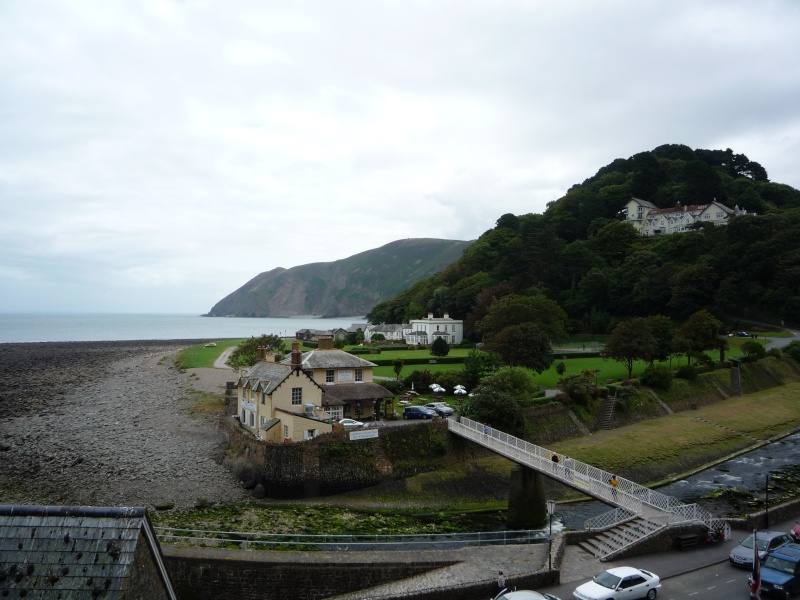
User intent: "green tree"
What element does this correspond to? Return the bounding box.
[430,337,451,357]
[645,314,677,363]
[485,322,554,373]
[556,361,566,376]
[602,317,657,379]
[228,334,285,368]
[477,293,567,341]
[479,367,540,405]
[461,348,499,389]
[676,309,723,364]
[741,340,766,359]
[558,373,595,406]
[463,388,525,436]
[392,358,404,380]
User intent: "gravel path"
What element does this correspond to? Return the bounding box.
[0,341,247,509]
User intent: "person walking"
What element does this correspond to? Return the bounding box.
[609,474,619,500]
[563,456,573,479]
[550,452,559,473]
[497,571,506,591]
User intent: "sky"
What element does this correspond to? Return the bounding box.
[2,1,800,314]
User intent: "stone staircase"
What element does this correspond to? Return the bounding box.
[598,394,617,429]
[579,517,664,560]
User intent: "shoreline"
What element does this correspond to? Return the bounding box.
[0,340,247,509]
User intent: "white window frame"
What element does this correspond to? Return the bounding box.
[326,369,334,383]
[355,369,363,382]
[338,370,353,382]
[291,387,302,405]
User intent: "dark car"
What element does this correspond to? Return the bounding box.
[737,331,752,337]
[403,406,437,420]
[751,542,800,598]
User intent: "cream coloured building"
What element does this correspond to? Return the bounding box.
[236,338,393,442]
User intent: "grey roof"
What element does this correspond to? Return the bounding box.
[0,505,176,600]
[282,349,377,369]
[238,361,293,394]
[370,324,406,333]
[346,323,367,333]
[322,382,395,402]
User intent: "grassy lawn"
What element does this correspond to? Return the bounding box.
[175,339,245,369]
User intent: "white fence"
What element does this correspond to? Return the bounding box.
[448,417,730,540]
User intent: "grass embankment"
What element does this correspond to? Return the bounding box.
[175,339,244,369]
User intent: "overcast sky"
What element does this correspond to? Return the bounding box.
[2,1,799,314]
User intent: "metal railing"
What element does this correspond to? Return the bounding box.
[448,417,730,546]
[153,527,549,551]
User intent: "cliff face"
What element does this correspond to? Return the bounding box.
[206,238,473,318]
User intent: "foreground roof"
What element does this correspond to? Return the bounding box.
[284,349,377,369]
[0,505,176,599]
[323,382,395,402]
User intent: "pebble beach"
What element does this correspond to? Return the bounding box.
[0,340,248,510]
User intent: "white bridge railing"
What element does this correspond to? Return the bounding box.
[448,417,730,546]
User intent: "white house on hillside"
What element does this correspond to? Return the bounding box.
[363,323,406,342]
[622,197,750,236]
[406,312,463,346]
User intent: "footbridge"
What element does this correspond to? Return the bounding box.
[448,416,729,560]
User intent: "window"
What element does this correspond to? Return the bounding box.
[249,413,254,427]
[338,370,353,382]
[326,369,334,383]
[241,409,245,421]
[291,387,302,405]
[283,425,289,439]
[704,214,710,220]
[355,368,363,382]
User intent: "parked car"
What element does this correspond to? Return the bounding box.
[204,342,217,347]
[729,530,793,569]
[752,542,800,599]
[737,331,752,337]
[338,418,364,429]
[403,406,437,420]
[365,421,386,429]
[573,566,661,600]
[791,521,800,543]
[425,402,454,416]
[493,589,560,600]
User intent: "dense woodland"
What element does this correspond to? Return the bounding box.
[368,144,800,338]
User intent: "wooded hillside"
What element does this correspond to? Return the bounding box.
[368,144,800,336]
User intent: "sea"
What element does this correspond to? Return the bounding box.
[0,313,367,344]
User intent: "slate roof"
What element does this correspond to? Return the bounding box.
[282,349,377,369]
[322,383,395,402]
[0,505,176,600]
[237,361,293,394]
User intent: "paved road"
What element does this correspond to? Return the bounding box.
[537,515,799,600]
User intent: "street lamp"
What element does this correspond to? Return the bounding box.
[546,499,556,571]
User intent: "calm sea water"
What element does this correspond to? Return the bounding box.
[0,313,366,343]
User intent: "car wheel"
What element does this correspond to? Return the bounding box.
[403,414,408,420]
[646,589,657,600]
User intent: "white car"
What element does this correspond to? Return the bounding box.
[573,567,661,600]
[338,418,364,429]
[494,590,560,600]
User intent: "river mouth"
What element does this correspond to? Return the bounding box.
[555,431,800,529]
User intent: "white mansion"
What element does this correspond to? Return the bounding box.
[623,198,751,236]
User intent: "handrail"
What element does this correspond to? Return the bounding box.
[448,417,729,542]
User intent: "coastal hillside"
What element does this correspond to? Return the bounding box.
[206,238,472,318]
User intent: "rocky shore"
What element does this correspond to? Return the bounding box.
[0,340,247,510]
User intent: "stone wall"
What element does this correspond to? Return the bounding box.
[163,549,455,600]
[223,418,451,499]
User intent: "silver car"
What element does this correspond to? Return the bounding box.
[729,530,793,569]
[425,401,454,416]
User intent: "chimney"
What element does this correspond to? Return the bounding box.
[443,312,449,319]
[318,336,334,350]
[428,312,434,319]
[257,346,266,362]
[291,340,302,370]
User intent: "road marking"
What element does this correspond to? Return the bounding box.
[726,579,736,583]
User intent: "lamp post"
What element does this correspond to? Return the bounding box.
[765,473,770,529]
[546,499,556,571]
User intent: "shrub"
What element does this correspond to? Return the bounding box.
[784,341,800,362]
[641,364,673,390]
[675,366,698,380]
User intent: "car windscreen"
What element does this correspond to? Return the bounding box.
[763,556,798,575]
[594,571,621,589]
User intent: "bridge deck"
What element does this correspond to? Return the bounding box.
[448,417,727,537]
